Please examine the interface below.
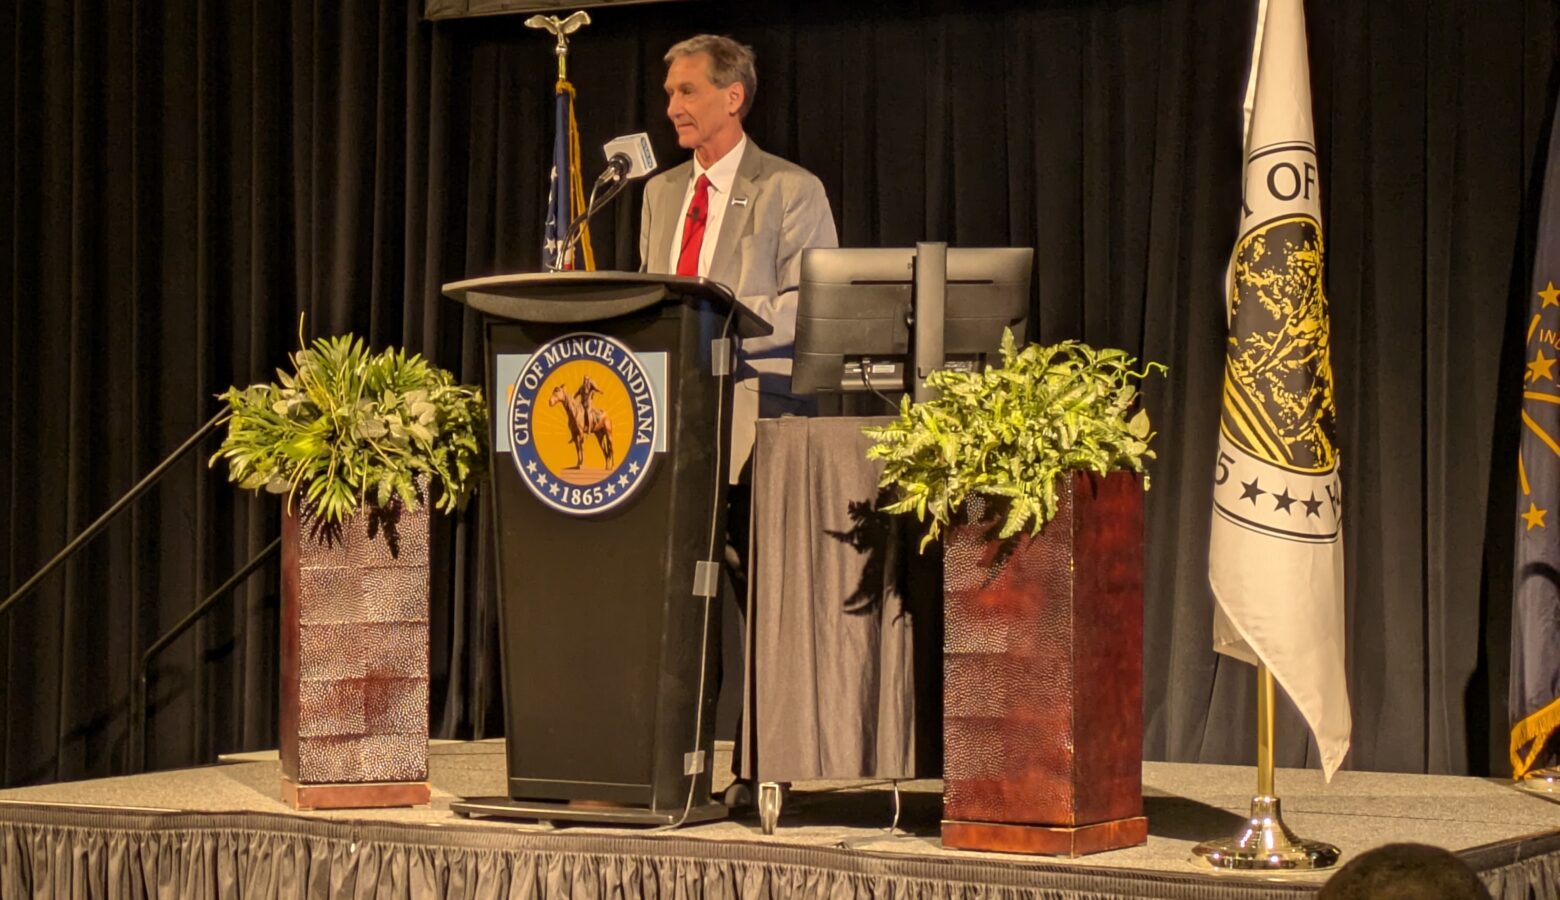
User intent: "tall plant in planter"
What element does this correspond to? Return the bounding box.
[212,332,487,810]
[865,331,1163,857]
[865,331,1161,549]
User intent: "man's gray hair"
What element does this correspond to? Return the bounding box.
[665,35,757,119]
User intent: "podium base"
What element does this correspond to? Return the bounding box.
[452,797,727,827]
[281,776,430,810]
[941,816,1148,857]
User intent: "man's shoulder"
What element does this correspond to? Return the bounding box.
[746,144,821,184]
[644,142,824,196]
[644,159,693,197]
[743,147,829,212]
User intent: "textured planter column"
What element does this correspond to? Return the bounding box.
[279,498,432,810]
[941,471,1146,856]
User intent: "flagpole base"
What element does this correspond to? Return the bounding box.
[1192,795,1340,870]
[1516,769,1560,795]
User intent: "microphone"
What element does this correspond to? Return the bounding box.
[551,133,658,272]
[598,132,657,183]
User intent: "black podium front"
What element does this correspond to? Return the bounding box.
[443,272,770,826]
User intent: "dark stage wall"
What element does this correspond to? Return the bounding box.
[1,0,1555,787]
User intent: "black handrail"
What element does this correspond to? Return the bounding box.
[0,411,227,620]
[131,537,281,773]
[0,409,289,775]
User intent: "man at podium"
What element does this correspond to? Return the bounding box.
[638,33,838,795]
[639,34,839,487]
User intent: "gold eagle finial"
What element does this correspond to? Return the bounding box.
[525,11,591,78]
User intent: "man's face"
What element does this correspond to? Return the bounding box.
[663,52,743,153]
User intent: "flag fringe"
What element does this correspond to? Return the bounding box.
[1512,694,1560,778]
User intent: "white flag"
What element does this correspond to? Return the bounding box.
[1208,0,1352,780]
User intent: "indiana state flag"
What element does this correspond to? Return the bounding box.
[1207,0,1352,780]
[1510,92,1560,780]
[543,78,594,271]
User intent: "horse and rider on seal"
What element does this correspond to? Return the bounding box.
[549,374,615,469]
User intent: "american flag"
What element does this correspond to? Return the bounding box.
[543,78,594,271]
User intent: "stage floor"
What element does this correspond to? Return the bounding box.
[0,741,1556,899]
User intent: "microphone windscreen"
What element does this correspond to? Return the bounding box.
[602,133,657,179]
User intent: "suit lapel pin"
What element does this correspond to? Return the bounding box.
[732,196,749,207]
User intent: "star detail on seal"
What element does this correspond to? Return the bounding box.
[1523,502,1548,531]
[1528,349,1557,385]
[1541,281,1560,309]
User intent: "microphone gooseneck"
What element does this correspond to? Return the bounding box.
[551,133,659,272]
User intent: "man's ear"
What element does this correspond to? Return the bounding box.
[727,82,745,117]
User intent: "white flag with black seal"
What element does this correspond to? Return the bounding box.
[1208,0,1352,781]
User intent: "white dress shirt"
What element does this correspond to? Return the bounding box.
[666,136,748,276]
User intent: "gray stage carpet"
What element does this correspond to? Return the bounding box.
[0,741,1555,899]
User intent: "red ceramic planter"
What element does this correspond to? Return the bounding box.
[278,496,432,810]
[941,471,1146,856]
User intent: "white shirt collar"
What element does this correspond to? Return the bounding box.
[692,134,747,196]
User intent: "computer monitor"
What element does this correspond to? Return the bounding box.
[791,245,1033,399]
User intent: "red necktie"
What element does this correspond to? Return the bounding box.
[676,175,712,276]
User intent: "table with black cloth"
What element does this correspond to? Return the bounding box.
[737,415,944,783]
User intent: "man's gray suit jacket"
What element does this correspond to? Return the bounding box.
[638,140,838,481]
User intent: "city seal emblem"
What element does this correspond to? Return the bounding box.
[507,332,660,515]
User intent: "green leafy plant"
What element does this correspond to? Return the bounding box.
[864,330,1165,550]
[211,331,488,524]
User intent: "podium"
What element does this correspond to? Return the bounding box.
[442,272,770,826]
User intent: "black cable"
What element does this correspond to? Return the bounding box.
[858,357,900,413]
[833,779,910,850]
[653,303,737,832]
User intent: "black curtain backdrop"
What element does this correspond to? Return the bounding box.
[2,0,1555,787]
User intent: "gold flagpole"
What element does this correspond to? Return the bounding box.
[526,11,595,271]
[1192,664,1341,870]
[1257,663,1275,797]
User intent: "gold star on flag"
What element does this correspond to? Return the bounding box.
[1541,281,1560,308]
[1523,502,1548,531]
[1529,348,1558,384]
